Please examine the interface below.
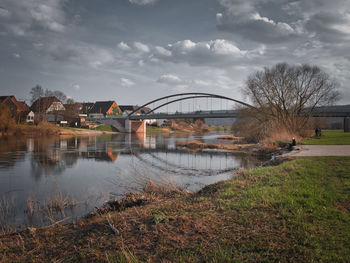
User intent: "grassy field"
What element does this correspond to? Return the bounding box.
[302,129,350,145]
[1,157,349,262]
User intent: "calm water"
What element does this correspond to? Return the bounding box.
[0,132,266,230]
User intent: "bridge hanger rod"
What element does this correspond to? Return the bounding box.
[127,92,255,117]
[145,95,218,115]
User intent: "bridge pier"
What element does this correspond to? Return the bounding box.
[344,117,350,132]
[97,118,146,133]
[125,119,146,133]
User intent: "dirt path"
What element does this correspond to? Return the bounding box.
[287,145,350,157]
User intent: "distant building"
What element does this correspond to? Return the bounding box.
[119,105,156,124]
[26,111,35,124]
[81,102,94,114]
[30,96,66,123]
[119,105,151,115]
[88,101,121,118]
[31,96,65,113]
[0,95,30,122]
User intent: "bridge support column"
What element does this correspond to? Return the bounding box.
[344,117,350,132]
[126,119,146,133]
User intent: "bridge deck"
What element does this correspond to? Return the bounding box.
[97,109,350,121]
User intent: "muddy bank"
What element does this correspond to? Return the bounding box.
[217,135,243,142]
[58,128,118,136]
[1,124,119,137]
[176,139,281,156]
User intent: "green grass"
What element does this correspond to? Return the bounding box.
[1,157,350,262]
[172,157,350,262]
[94,125,118,132]
[146,126,168,133]
[302,129,350,145]
[209,126,231,131]
[59,126,81,131]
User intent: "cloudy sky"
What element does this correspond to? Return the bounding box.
[1,0,350,109]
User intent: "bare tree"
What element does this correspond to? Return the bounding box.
[30,85,44,104]
[44,89,67,103]
[243,63,339,134]
[66,98,75,104]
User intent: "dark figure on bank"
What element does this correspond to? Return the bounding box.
[315,128,322,137]
[289,138,297,150]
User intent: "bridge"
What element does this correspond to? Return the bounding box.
[97,93,350,133]
[97,92,251,132]
[129,109,238,120]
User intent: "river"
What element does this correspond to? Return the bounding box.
[0,132,266,231]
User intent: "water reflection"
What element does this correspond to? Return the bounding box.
[0,132,266,230]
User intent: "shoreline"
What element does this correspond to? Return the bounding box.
[1,156,349,261]
[0,124,119,137]
[175,139,284,156]
[57,127,119,136]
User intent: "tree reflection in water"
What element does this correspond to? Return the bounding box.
[0,132,267,230]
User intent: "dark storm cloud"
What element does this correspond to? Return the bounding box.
[216,0,350,44]
[0,0,349,104]
[33,39,115,68]
[128,0,158,5]
[216,0,298,43]
[0,0,66,36]
[117,39,265,67]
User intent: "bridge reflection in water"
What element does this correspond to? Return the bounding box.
[0,132,265,230]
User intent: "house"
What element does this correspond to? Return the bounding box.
[26,111,35,124]
[30,96,66,122]
[119,105,156,124]
[62,103,86,127]
[0,95,30,122]
[88,101,121,118]
[119,105,151,115]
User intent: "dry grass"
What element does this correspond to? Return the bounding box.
[0,190,77,232]
[47,192,76,213]
[11,122,60,136]
[176,140,279,155]
[217,135,242,142]
[26,195,36,220]
[1,157,349,262]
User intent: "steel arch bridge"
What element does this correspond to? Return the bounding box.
[127,92,255,119]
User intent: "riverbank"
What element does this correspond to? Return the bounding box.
[1,157,349,262]
[176,139,281,156]
[0,123,119,137]
[58,126,118,135]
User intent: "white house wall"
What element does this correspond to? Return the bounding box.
[46,102,65,113]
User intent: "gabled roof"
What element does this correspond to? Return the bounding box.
[118,105,136,112]
[88,101,116,114]
[31,97,62,113]
[0,95,29,114]
[14,100,30,113]
[0,95,15,103]
[119,105,151,114]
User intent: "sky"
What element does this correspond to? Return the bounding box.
[0,0,350,110]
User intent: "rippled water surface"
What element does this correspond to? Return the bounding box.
[0,132,266,230]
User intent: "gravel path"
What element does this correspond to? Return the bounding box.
[287,145,350,157]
